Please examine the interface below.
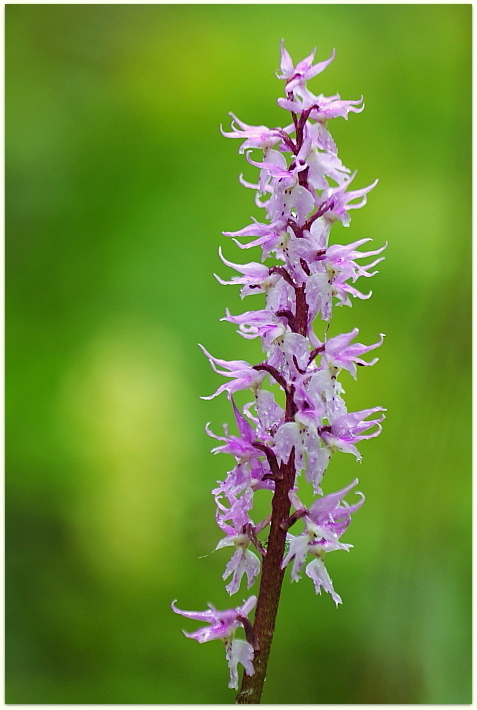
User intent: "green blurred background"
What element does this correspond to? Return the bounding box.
[6,4,471,704]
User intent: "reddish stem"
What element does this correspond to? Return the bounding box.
[235,450,296,704]
[236,97,310,705]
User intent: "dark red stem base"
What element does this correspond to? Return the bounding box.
[235,451,296,704]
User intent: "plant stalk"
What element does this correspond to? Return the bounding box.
[235,450,296,704]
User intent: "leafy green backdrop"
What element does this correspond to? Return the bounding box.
[6,4,471,704]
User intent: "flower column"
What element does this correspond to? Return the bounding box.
[173,43,385,705]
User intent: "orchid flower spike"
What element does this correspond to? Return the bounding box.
[174,42,384,700]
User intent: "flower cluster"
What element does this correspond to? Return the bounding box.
[173,42,385,691]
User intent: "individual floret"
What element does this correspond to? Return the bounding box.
[199,345,266,400]
[172,596,257,689]
[282,480,364,604]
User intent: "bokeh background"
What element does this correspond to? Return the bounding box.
[6,4,471,704]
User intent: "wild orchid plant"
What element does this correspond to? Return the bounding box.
[172,42,385,704]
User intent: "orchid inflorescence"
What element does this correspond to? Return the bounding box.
[173,42,385,696]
